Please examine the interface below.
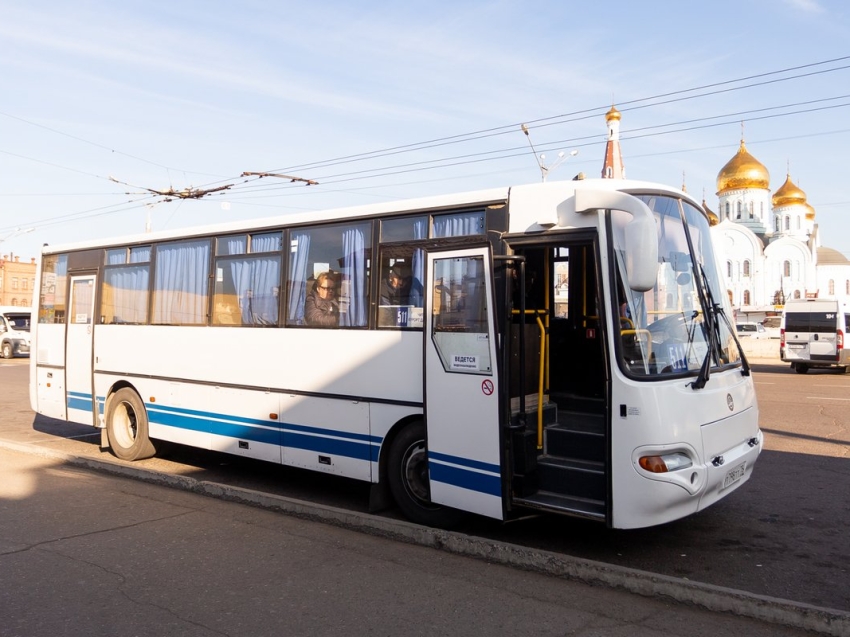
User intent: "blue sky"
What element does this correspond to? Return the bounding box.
[2,0,849,259]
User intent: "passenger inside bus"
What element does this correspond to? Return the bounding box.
[304,271,339,327]
[380,264,412,305]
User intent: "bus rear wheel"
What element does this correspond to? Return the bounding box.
[794,363,809,374]
[387,421,463,528]
[106,388,157,461]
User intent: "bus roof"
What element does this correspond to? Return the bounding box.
[40,177,700,255]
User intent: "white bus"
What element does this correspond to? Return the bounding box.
[30,178,763,529]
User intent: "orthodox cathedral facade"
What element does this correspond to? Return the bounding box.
[599,105,850,320]
[709,140,850,320]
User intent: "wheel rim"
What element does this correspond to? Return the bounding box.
[2,344,10,357]
[399,439,439,510]
[112,400,138,449]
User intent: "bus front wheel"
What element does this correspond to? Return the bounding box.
[1,342,12,359]
[106,388,157,461]
[387,421,463,528]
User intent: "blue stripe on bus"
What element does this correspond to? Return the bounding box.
[149,404,278,430]
[145,403,382,462]
[283,422,381,444]
[428,461,502,497]
[67,391,93,411]
[428,450,500,475]
[283,432,378,462]
[67,397,93,411]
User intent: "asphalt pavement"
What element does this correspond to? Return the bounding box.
[1,440,847,637]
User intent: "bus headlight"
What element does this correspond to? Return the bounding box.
[639,452,693,473]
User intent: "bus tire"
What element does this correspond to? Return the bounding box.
[1,342,12,359]
[794,363,809,374]
[106,388,157,461]
[387,421,464,529]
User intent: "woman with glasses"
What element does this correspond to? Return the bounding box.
[305,271,339,327]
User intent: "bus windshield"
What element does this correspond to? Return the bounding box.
[611,194,739,378]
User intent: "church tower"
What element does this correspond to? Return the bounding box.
[715,138,771,235]
[601,105,625,179]
[771,172,815,241]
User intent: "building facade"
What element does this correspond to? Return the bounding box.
[709,140,850,321]
[0,254,37,307]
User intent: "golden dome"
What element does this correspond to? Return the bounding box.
[716,140,770,194]
[772,174,807,208]
[804,203,816,220]
[605,105,621,122]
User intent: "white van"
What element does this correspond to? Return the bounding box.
[780,299,849,373]
[0,306,32,359]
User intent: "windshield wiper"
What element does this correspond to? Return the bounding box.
[716,299,751,377]
[690,265,750,390]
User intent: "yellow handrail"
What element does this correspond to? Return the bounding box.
[512,309,548,449]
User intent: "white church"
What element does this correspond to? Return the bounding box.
[599,106,850,321]
[708,140,850,320]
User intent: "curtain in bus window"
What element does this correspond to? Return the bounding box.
[287,231,311,325]
[409,219,427,307]
[224,236,248,255]
[252,233,280,252]
[103,266,149,324]
[228,256,280,325]
[106,250,125,265]
[340,226,367,327]
[433,211,484,238]
[130,246,151,263]
[153,239,211,325]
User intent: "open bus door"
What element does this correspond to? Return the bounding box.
[423,246,504,520]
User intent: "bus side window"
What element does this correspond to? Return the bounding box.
[377,251,424,329]
[286,221,371,327]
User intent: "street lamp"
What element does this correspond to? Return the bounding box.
[521,124,579,182]
[540,150,579,182]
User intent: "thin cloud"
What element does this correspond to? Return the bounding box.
[783,0,825,13]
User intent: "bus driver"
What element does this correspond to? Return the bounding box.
[380,265,412,306]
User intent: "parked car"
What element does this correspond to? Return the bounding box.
[761,316,782,339]
[0,307,32,358]
[736,322,768,339]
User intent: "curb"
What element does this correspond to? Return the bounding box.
[3,438,848,636]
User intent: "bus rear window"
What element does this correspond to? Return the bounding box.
[785,312,837,332]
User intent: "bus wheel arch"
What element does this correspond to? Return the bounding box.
[385,418,464,528]
[105,386,157,461]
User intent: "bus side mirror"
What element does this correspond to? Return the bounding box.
[574,189,659,292]
[623,212,658,292]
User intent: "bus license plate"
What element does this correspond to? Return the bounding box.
[722,461,746,489]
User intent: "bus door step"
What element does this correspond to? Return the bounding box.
[513,491,606,521]
[536,455,606,501]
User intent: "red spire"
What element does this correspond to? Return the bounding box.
[601,105,625,179]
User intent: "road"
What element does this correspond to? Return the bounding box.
[3,443,823,637]
[1,356,848,614]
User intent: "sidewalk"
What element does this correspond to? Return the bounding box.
[1,443,844,637]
